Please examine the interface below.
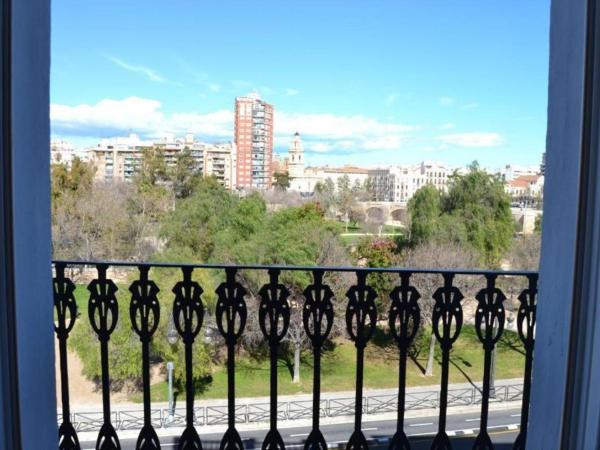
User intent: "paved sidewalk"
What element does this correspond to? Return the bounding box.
[68,377,523,412]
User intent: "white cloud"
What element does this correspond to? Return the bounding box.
[276,111,416,140]
[439,96,456,106]
[462,102,479,109]
[285,88,300,96]
[105,56,167,83]
[439,122,455,130]
[51,97,232,138]
[208,83,221,93]
[51,96,419,154]
[310,143,332,153]
[437,132,502,148]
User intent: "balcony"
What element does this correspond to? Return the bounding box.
[54,261,536,449]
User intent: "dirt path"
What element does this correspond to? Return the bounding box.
[55,340,163,408]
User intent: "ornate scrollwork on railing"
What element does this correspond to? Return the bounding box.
[52,260,539,450]
[303,269,334,450]
[88,265,119,343]
[473,275,506,450]
[54,264,78,340]
[258,269,290,450]
[516,276,537,352]
[258,269,291,346]
[216,268,247,450]
[216,268,247,346]
[474,276,506,351]
[513,274,538,450]
[173,267,205,450]
[129,266,161,450]
[345,272,377,349]
[88,264,121,450]
[129,267,160,342]
[54,262,81,450]
[346,271,378,450]
[173,268,204,343]
[303,270,334,349]
[430,273,464,450]
[388,273,420,450]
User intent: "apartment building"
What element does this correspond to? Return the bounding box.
[50,139,89,167]
[88,133,237,189]
[506,174,545,200]
[234,93,274,189]
[368,161,451,203]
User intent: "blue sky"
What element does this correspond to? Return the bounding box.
[51,1,550,169]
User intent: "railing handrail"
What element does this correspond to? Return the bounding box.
[51,259,538,277]
[53,259,538,449]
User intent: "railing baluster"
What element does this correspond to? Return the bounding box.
[303,269,334,450]
[430,273,464,450]
[388,273,420,450]
[513,274,537,450]
[345,271,378,450]
[173,267,205,450]
[129,266,162,450]
[473,275,506,450]
[258,269,290,450]
[54,262,82,450]
[215,268,247,450]
[88,264,121,450]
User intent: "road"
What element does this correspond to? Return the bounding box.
[80,408,521,450]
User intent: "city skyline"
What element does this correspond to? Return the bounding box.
[51,1,550,168]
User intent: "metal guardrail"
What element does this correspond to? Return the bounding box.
[54,261,537,449]
[61,383,523,432]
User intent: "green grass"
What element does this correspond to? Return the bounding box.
[132,325,526,403]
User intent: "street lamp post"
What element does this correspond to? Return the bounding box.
[166,316,179,422]
[490,333,497,399]
[166,361,174,421]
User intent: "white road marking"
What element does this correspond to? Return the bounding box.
[409,422,434,427]
[361,427,378,432]
[465,418,480,422]
[289,433,309,437]
[510,413,521,417]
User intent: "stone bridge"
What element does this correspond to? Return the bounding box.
[356,201,408,226]
[357,203,542,234]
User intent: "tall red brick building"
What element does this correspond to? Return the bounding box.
[234,93,274,189]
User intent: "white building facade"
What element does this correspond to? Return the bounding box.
[368,161,452,203]
[88,133,238,189]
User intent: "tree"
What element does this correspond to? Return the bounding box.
[171,148,202,199]
[355,237,399,313]
[135,146,169,191]
[51,157,95,207]
[406,164,514,265]
[336,175,357,232]
[407,185,442,244]
[442,164,514,264]
[213,203,350,382]
[401,241,479,376]
[273,171,291,191]
[507,234,541,270]
[534,214,543,233]
[160,178,235,260]
[313,178,336,214]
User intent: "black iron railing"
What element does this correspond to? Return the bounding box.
[53,261,537,450]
